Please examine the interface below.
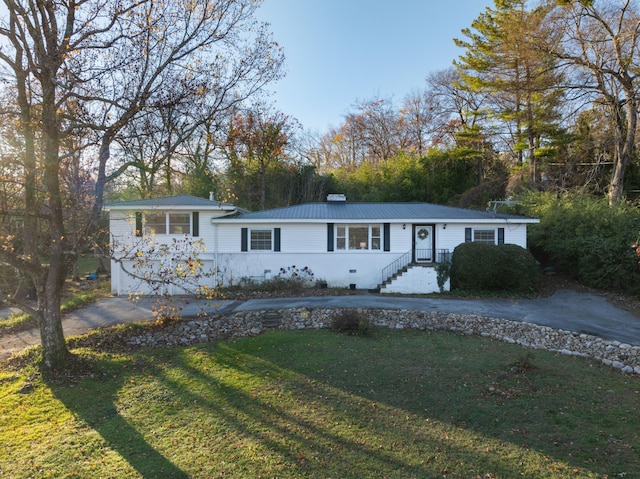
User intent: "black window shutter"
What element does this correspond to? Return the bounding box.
[274,228,281,252]
[192,212,199,237]
[241,228,248,252]
[465,227,472,243]
[135,212,143,237]
[383,223,390,251]
[327,223,334,252]
[498,227,505,245]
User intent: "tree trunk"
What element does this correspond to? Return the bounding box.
[37,283,70,369]
[608,89,637,205]
[38,69,71,368]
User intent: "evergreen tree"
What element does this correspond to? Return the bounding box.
[455,0,564,185]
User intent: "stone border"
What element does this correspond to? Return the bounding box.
[126,308,640,374]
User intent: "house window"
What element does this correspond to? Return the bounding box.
[169,213,190,234]
[465,227,505,245]
[250,230,272,250]
[473,229,495,244]
[241,227,280,252]
[145,212,167,235]
[144,212,192,235]
[336,224,382,250]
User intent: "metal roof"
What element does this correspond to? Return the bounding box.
[105,195,237,210]
[233,202,537,222]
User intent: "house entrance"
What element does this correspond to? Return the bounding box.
[413,225,433,263]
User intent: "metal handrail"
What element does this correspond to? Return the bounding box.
[381,249,413,284]
[381,248,451,284]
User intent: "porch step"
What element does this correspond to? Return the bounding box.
[378,262,433,290]
[261,312,281,329]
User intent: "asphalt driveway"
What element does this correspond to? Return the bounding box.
[1,289,639,360]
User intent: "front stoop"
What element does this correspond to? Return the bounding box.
[379,264,448,295]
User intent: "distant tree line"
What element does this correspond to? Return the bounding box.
[104,1,640,212]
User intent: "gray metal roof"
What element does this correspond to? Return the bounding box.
[105,195,236,210]
[234,202,537,222]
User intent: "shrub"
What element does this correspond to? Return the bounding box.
[330,309,369,335]
[450,242,539,293]
[435,262,451,293]
[276,265,316,287]
[518,192,640,295]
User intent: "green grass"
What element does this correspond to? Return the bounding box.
[1,328,639,478]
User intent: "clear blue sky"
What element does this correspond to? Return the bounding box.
[256,0,493,133]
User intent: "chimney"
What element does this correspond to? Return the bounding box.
[327,194,347,202]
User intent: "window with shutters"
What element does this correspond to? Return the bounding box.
[242,228,280,252]
[250,229,272,250]
[473,229,495,244]
[465,227,505,245]
[144,212,193,236]
[335,224,382,250]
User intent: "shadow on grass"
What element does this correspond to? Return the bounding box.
[43,328,640,477]
[224,329,640,477]
[144,343,563,477]
[48,357,189,479]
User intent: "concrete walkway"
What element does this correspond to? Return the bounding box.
[2,289,639,360]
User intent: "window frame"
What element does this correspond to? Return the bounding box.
[144,212,168,235]
[168,213,191,235]
[335,223,382,251]
[473,228,496,245]
[144,211,192,236]
[250,229,273,251]
[465,227,505,245]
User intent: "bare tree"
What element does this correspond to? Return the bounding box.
[0,0,283,369]
[548,0,640,204]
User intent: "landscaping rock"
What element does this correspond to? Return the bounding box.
[123,307,640,375]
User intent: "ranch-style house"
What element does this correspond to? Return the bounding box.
[106,194,539,295]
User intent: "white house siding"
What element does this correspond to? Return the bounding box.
[380,266,449,294]
[107,199,537,295]
[435,222,528,252]
[109,209,221,295]
[109,210,137,238]
[111,257,216,296]
[212,222,407,289]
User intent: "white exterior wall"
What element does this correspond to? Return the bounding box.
[109,209,224,295]
[109,207,534,294]
[211,222,409,290]
[380,266,450,294]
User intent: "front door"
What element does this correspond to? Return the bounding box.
[414,225,433,262]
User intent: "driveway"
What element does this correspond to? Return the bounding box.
[1,289,639,360]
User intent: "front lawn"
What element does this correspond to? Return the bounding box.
[1,329,638,478]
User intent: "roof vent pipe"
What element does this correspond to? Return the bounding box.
[209,191,215,201]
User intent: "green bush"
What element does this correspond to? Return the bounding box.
[450,242,539,293]
[518,192,640,295]
[330,309,370,335]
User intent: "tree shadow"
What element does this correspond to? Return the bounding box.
[47,356,188,478]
